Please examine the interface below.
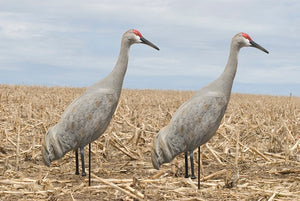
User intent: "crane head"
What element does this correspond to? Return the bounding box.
[241,32,269,54]
[130,29,160,50]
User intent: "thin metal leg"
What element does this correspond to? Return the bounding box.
[89,143,91,186]
[75,149,79,175]
[198,146,200,189]
[80,147,86,176]
[190,151,196,179]
[184,152,189,178]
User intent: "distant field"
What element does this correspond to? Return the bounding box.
[0,84,299,200]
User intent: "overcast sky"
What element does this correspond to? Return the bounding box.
[1,1,299,96]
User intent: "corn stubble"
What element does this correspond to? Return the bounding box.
[0,84,299,200]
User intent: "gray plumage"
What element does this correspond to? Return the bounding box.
[152,32,268,170]
[42,29,159,167]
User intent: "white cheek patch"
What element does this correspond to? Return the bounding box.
[134,35,142,43]
[243,38,251,46]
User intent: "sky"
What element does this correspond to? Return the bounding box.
[0,0,300,96]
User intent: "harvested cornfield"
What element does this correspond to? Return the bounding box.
[0,84,299,201]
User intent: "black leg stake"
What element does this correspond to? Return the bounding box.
[190,151,196,179]
[75,149,79,175]
[184,151,189,178]
[89,143,91,186]
[198,146,200,189]
[80,147,86,176]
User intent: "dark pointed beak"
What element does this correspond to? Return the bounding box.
[250,40,269,54]
[141,37,160,50]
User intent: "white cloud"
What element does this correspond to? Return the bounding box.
[237,65,300,84]
[0,0,300,95]
[0,66,21,71]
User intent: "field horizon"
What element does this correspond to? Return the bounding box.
[1,83,299,98]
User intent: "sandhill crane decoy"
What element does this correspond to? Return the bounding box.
[151,32,268,189]
[42,29,159,186]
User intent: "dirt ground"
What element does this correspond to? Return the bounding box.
[0,85,299,201]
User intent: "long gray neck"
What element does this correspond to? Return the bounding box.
[86,37,131,95]
[107,39,131,92]
[215,42,241,99]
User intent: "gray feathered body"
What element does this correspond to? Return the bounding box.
[42,87,119,166]
[152,86,229,169]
